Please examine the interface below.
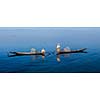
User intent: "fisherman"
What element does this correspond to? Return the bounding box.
[31,48,37,53]
[56,43,61,53]
[63,47,71,52]
[41,48,46,55]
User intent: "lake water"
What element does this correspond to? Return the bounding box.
[0,27,100,73]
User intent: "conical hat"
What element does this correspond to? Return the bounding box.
[56,43,60,48]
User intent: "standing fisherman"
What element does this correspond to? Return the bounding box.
[41,48,46,55]
[56,43,61,53]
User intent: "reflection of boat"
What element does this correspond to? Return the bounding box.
[57,48,87,55]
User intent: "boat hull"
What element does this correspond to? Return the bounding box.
[9,52,45,56]
[57,48,87,55]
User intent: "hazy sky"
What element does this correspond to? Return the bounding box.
[0,27,100,51]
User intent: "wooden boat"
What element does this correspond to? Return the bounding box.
[9,52,45,56]
[57,48,87,55]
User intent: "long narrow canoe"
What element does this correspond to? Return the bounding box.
[9,52,45,56]
[57,48,87,55]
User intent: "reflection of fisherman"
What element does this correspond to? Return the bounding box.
[57,55,61,62]
[41,48,46,55]
[56,43,61,53]
[31,48,37,53]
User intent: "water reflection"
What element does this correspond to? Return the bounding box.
[31,55,39,61]
[42,55,45,59]
[30,55,45,62]
[57,55,61,62]
[8,54,45,61]
[57,54,70,62]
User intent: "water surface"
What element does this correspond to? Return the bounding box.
[0,27,100,73]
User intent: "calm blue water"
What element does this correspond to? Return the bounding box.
[0,27,100,73]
